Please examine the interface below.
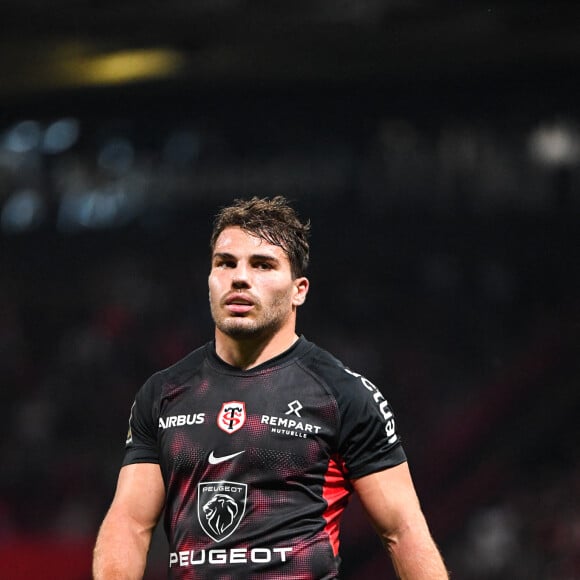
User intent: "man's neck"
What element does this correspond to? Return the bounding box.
[215,329,299,370]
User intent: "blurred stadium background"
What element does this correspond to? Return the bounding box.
[1,1,580,578]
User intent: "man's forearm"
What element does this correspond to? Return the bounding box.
[385,524,449,579]
[93,511,153,580]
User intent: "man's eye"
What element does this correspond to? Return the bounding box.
[256,262,273,270]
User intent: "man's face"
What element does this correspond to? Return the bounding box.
[209,226,308,340]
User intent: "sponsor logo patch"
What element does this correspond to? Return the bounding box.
[261,402,322,438]
[125,402,136,445]
[344,368,399,444]
[198,481,247,542]
[208,450,245,465]
[158,413,205,429]
[285,399,303,417]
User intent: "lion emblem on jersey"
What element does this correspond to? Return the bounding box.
[197,481,247,542]
[203,494,239,536]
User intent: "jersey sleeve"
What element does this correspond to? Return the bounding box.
[335,367,407,480]
[122,373,161,466]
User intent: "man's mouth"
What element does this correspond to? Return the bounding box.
[224,295,254,314]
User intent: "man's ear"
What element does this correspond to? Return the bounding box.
[292,277,309,306]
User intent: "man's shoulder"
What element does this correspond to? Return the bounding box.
[143,342,210,391]
[298,340,363,393]
[299,339,393,410]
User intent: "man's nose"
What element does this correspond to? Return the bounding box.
[232,278,250,289]
[231,263,250,288]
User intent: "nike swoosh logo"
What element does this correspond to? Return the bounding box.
[208,450,245,465]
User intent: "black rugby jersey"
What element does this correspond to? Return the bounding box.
[124,336,406,579]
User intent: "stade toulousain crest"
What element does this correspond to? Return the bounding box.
[217,401,246,434]
[198,481,248,542]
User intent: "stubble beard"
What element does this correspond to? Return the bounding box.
[211,292,292,341]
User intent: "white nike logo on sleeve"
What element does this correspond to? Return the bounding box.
[208,450,245,464]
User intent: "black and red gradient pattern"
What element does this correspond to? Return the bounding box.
[124,338,405,579]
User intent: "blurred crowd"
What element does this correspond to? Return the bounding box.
[1,101,579,578]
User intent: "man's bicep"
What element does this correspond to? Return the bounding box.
[352,462,425,538]
[110,463,165,528]
[352,462,449,578]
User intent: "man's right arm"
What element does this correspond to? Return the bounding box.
[93,463,165,580]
